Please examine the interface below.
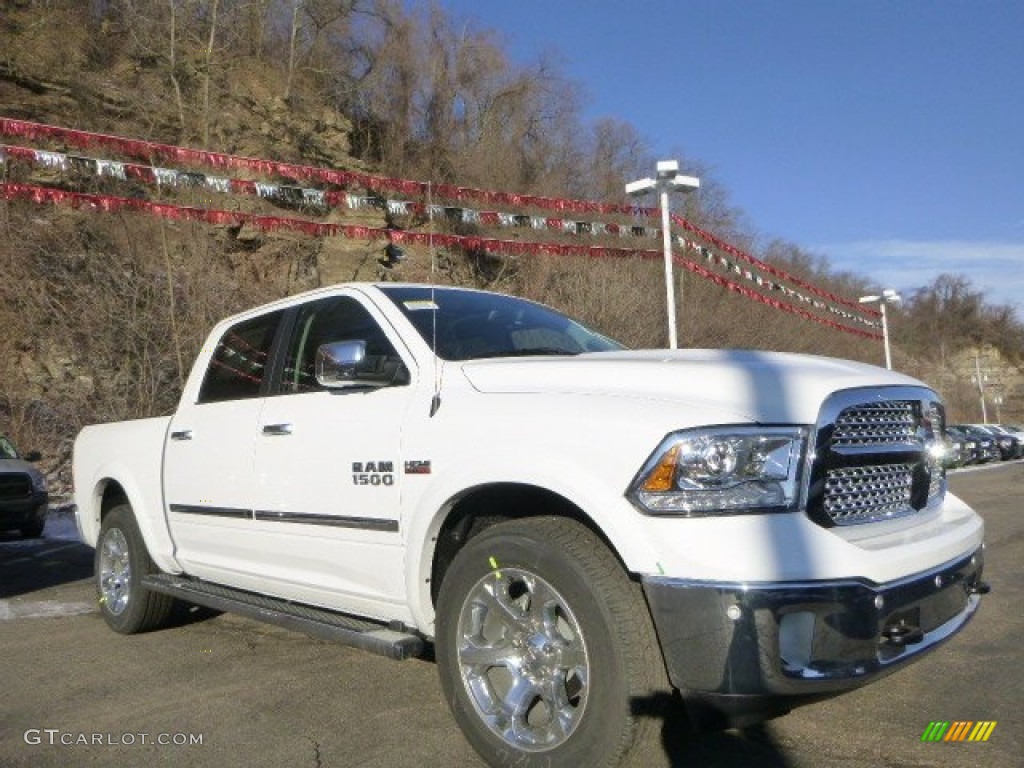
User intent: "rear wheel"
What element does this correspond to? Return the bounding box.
[436,516,668,767]
[96,504,177,633]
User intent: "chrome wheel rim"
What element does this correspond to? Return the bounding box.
[98,528,131,616]
[456,567,589,751]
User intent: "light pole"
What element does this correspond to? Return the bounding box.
[859,289,901,369]
[626,161,700,349]
[972,351,989,423]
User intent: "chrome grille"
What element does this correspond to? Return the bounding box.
[928,469,944,502]
[831,401,916,447]
[810,389,946,528]
[823,464,914,524]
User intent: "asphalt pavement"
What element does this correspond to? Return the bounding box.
[1,463,1020,767]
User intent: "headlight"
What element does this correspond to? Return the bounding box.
[31,469,47,493]
[627,426,807,516]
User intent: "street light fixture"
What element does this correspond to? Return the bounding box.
[858,289,901,370]
[626,160,700,349]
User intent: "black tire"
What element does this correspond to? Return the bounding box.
[20,518,45,539]
[435,516,668,768]
[95,504,177,634]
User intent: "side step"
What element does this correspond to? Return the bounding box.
[141,574,424,660]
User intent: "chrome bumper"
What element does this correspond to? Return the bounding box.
[642,547,987,726]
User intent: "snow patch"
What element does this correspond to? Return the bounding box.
[0,505,83,547]
[44,508,82,542]
[0,599,96,620]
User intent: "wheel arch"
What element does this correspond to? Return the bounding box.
[76,476,128,547]
[99,479,130,521]
[81,473,181,574]
[426,482,630,610]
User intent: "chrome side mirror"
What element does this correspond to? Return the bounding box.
[315,341,408,389]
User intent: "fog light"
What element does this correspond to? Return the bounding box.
[726,605,742,621]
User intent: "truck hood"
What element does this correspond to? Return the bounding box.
[459,349,926,424]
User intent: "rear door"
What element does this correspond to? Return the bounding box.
[163,308,284,581]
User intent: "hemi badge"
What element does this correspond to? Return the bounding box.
[405,460,432,475]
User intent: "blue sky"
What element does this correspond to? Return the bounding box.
[436,1,1023,311]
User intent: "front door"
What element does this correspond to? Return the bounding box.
[249,291,419,617]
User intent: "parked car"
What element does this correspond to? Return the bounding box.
[0,435,48,538]
[1001,424,1024,441]
[946,426,981,466]
[992,426,1024,459]
[997,424,1024,452]
[951,425,1000,463]
[942,430,967,468]
[982,425,1024,459]
[969,424,1022,460]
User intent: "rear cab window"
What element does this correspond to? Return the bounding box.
[198,310,284,404]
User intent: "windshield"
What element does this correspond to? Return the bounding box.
[379,286,625,361]
[0,437,19,460]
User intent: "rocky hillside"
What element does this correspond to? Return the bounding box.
[2,2,1019,494]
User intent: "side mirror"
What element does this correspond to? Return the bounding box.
[315,341,408,389]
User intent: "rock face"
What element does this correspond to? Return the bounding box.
[209,69,364,174]
[0,6,363,173]
[0,3,438,491]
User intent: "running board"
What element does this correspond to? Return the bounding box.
[141,574,423,660]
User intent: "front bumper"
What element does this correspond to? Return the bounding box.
[0,490,48,531]
[643,547,987,727]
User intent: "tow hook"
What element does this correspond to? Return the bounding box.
[882,620,924,646]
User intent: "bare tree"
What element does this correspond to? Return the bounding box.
[284,0,302,101]
[167,0,186,136]
[201,0,220,145]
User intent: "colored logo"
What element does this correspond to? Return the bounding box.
[921,721,996,742]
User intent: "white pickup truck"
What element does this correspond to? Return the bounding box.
[74,282,988,767]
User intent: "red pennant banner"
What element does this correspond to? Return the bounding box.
[0,118,640,216]
[0,180,881,340]
[671,213,876,316]
[1,118,876,322]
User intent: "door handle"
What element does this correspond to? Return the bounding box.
[262,423,293,436]
[170,429,193,441]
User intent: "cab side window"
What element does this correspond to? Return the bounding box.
[281,296,403,394]
[197,310,283,403]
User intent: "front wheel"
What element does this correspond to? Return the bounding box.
[435,517,668,768]
[96,504,177,633]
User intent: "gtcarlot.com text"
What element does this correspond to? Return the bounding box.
[24,729,204,747]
